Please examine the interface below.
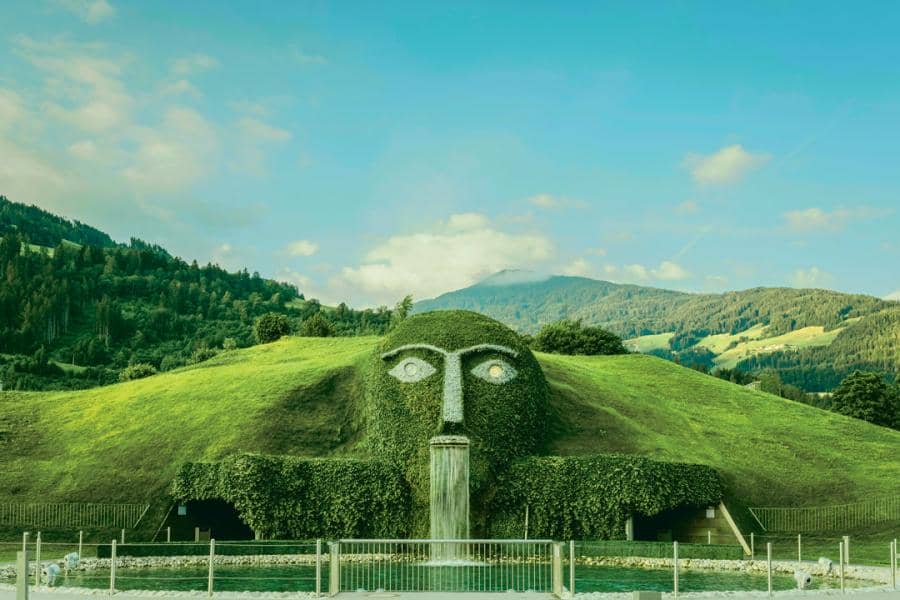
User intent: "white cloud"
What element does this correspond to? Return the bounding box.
[526,193,586,210]
[883,290,900,301]
[283,239,319,257]
[589,247,607,257]
[172,54,219,76]
[562,258,593,277]
[790,266,834,288]
[54,0,115,24]
[0,89,24,130]
[783,206,888,232]
[338,214,554,304]
[161,79,202,99]
[0,137,73,206]
[601,260,690,284]
[675,200,699,214]
[238,117,291,142]
[68,139,98,160]
[705,274,729,287]
[684,144,770,185]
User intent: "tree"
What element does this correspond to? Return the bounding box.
[532,319,628,356]
[119,363,157,382]
[390,294,414,330]
[254,312,292,344]
[300,312,335,337]
[830,371,899,429]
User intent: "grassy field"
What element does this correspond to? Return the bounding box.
[695,324,768,355]
[1,336,898,542]
[713,325,847,369]
[624,332,674,352]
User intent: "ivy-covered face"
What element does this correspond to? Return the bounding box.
[366,310,549,534]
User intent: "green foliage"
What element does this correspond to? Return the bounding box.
[299,312,335,337]
[222,338,238,351]
[489,455,723,539]
[390,294,414,330]
[254,312,292,343]
[366,310,549,535]
[119,363,157,381]
[96,541,315,558]
[830,371,899,429]
[172,454,410,538]
[532,320,628,356]
[578,540,742,560]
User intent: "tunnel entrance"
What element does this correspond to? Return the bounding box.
[166,499,255,541]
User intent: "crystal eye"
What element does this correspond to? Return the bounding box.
[388,357,437,383]
[471,359,517,384]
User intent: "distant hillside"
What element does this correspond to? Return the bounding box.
[0,196,397,391]
[415,270,899,390]
[1,336,897,519]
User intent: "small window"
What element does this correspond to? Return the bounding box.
[177,504,187,516]
[706,507,716,519]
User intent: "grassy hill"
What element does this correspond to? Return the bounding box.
[2,336,897,518]
[416,271,900,390]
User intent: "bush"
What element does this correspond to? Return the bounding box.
[254,312,292,344]
[299,312,335,337]
[532,320,628,355]
[831,370,899,429]
[173,454,410,539]
[191,347,219,364]
[488,454,723,539]
[119,363,157,382]
[222,338,237,351]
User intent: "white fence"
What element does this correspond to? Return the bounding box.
[0,502,150,529]
[750,497,900,532]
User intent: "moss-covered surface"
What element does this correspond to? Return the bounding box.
[366,310,549,534]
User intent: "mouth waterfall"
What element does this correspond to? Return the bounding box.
[429,435,470,561]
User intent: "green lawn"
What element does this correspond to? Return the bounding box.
[713,325,847,369]
[624,332,675,352]
[1,337,897,537]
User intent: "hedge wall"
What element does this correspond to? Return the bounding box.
[488,455,724,539]
[172,454,410,539]
[366,310,550,535]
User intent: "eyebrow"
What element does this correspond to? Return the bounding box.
[380,343,518,360]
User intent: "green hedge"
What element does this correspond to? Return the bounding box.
[172,454,410,539]
[488,455,724,539]
[577,540,741,560]
[366,310,550,535]
[97,541,316,558]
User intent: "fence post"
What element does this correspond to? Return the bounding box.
[838,541,844,594]
[766,542,772,597]
[208,538,215,597]
[797,533,801,563]
[569,540,575,597]
[329,542,340,596]
[552,542,563,597]
[110,539,117,595]
[673,541,679,599]
[16,550,28,600]
[195,527,200,543]
[121,529,125,545]
[167,527,171,543]
[750,532,755,560]
[79,530,84,558]
[707,530,711,545]
[891,539,896,589]
[315,539,322,597]
[843,535,849,564]
[34,532,41,589]
[21,532,29,557]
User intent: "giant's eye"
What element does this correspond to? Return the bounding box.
[388,357,437,383]
[471,359,518,384]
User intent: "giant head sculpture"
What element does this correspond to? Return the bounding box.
[366,310,550,534]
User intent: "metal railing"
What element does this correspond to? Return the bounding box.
[750,497,900,532]
[331,539,562,594]
[0,503,150,529]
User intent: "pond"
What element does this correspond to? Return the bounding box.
[35,563,870,594]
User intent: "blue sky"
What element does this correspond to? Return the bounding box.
[1,1,898,306]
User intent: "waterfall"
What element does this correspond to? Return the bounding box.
[429,435,469,562]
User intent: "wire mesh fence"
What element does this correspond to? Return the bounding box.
[750,497,900,532]
[0,503,150,529]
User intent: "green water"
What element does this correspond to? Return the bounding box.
[38,563,871,593]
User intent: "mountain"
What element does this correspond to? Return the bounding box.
[2,336,897,535]
[0,196,396,391]
[415,270,900,390]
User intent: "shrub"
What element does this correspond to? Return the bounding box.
[119,363,157,382]
[254,312,292,344]
[532,320,628,355]
[173,454,410,539]
[222,337,237,351]
[191,347,219,364]
[299,312,335,337]
[488,454,723,539]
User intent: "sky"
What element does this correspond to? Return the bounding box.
[1,1,899,307]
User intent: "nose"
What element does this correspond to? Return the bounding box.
[441,353,464,424]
